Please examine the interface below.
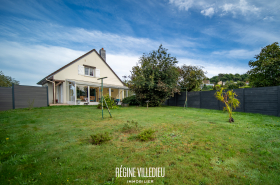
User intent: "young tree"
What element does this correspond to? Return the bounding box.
[215,88,240,123]
[247,42,280,87]
[178,65,207,92]
[129,45,180,107]
[0,71,20,87]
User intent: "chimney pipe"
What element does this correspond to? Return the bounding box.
[99,48,106,61]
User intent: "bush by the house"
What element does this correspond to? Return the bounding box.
[97,95,118,109]
[121,95,139,105]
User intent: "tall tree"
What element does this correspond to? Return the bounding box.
[0,71,20,87]
[247,42,280,87]
[129,45,180,107]
[178,65,207,92]
[210,76,219,84]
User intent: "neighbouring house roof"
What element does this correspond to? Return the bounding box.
[37,49,125,86]
[203,80,210,84]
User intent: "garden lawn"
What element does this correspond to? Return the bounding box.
[0,106,280,185]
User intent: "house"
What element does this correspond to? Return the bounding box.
[217,81,226,85]
[203,80,210,84]
[37,48,129,105]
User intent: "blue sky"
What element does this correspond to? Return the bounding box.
[0,0,279,85]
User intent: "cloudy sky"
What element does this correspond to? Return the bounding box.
[0,0,279,85]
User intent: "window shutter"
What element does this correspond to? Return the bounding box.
[96,69,100,78]
[78,65,84,75]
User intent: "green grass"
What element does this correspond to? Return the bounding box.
[0,105,280,185]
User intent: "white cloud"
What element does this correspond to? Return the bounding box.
[178,57,249,78]
[0,18,199,56]
[169,0,194,11]
[201,7,215,17]
[106,54,139,79]
[170,0,260,17]
[263,16,274,21]
[0,41,85,85]
[221,0,259,16]
[212,49,260,59]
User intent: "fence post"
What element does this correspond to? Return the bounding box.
[12,83,15,109]
[46,85,49,106]
[243,88,245,113]
[278,86,280,117]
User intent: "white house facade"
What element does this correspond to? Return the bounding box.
[37,48,129,105]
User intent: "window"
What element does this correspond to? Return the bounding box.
[85,67,94,77]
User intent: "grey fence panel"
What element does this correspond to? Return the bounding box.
[200,91,219,110]
[244,86,278,116]
[165,86,280,117]
[168,94,177,106]
[187,91,200,108]
[177,92,186,107]
[14,85,48,109]
[232,89,244,112]
[0,87,13,111]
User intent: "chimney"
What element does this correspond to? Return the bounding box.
[99,48,106,61]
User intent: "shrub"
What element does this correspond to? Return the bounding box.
[202,84,213,91]
[213,84,221,90]
[138,129,155,141]
[224,81,239,89]
[236,81,246,87]
[122,120,139,133]
[97,95,118,109]
[122,95,139,105]
[27,99,35,110]
[90,132,112,145]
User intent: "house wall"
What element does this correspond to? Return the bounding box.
[47,82,54,104]
[103,88,124,100]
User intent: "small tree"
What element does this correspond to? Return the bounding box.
[0,71,19,87]
[178,65,207,92]
[215,88,240,123]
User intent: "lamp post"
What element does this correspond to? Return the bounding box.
[98,77,107,119]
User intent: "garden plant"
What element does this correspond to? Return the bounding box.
[215,88,240,122]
